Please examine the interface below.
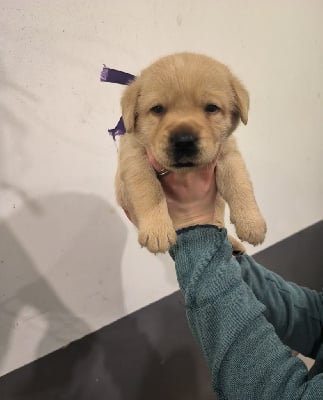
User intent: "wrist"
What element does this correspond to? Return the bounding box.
[173,218,216,230]
[169,205,216,230]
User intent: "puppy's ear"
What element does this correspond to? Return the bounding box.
[231,75,249,125]
[121,79,140,133]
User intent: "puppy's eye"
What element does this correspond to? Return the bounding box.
[204,104,219,113]
[150,105,165,114]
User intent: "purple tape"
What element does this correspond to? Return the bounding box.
[100,65,135,85]
[108,116,126,140]
[101,65,136,140]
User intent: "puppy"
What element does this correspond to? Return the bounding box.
[115,52,266,253]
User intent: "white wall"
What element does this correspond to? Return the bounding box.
[1,0,322,375]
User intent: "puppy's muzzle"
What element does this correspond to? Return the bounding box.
[169,130,199,167]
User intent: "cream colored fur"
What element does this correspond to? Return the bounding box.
[115,53,266,253]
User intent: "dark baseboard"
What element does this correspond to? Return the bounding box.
[0,220,322,400]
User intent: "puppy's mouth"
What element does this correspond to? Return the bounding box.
[172,162,196,169]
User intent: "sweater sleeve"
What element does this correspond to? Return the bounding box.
[237,255,323,359]
[169,225,323,400]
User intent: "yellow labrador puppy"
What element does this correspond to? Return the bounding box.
[115,53,266,253]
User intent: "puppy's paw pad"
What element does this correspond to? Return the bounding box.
[138,225,176,253]
[234,214,267,246]
[228,235,246,255]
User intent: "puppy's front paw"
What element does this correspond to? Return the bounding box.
[138,218,177,253]
[228,235,246,255]
[232,211,267,246]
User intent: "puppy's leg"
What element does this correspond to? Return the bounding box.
[216,137,266,245]
[116,136,176,253]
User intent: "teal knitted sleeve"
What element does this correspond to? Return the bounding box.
[169,225,323,400]
[238,255,323,359]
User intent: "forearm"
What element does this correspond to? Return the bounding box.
[170,225,323,400]
[238,254,323,358]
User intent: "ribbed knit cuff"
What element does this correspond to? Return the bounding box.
[169,225,237,303]
[169,224,225,258]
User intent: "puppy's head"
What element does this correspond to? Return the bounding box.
[121,53,249,170]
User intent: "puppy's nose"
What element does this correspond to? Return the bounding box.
[170,132,198,158]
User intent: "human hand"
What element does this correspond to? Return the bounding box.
[146,149,217,230]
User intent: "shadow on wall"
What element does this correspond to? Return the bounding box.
[0,192,127,387]
[0,191,215,400]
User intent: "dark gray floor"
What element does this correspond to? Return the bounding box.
[254,220,323,291]
[0,220,322,400]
